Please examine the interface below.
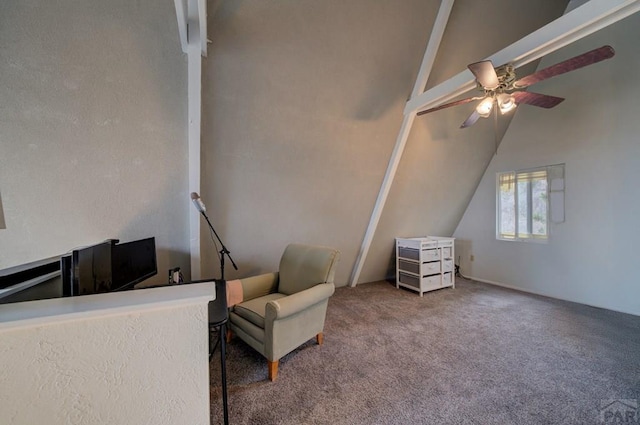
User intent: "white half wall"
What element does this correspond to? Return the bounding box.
[0,283,214,424]
[0,0,189,281]
[453,12,640,316]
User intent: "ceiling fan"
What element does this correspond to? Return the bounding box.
[417,45,615,128]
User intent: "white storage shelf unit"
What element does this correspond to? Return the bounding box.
[396,236,455,296]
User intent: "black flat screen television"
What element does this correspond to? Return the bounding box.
[111,237,157,291]
[68,237,157,296]
[71,241,114,296]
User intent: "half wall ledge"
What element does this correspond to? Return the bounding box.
[0,281,216,332]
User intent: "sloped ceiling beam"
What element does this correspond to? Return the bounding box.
[174,0,188,53]
[350,0,640,287]
[348,0,455,287]
[405,0,640,115]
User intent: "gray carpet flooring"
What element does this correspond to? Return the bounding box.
[209,278,640,424]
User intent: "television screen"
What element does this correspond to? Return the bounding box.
[111,237,157,291]
[72,241,113,296]
[61,254,72,297]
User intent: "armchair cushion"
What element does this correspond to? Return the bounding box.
[239,272,279,301]
[278,244,339,295]
[234,293,286,329]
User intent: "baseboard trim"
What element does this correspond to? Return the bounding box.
[464,274,639,317]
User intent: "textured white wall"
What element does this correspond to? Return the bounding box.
[0,303,211,424]
[453,13,640,316]
[0,1,189,280]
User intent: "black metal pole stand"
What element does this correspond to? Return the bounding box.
[205,286,229,425]
[220,324,229,425]
[199,211,235,425]
[200,211,238,280]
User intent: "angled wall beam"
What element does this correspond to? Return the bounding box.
[405,0,640,115]
[348,0,455,287]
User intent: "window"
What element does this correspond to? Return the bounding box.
[497,164,564,241]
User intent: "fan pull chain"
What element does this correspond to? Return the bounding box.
[493,105,498,156]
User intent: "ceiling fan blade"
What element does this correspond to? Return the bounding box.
[514,45,615,89]
[512,91,564,108]
[468,60,499,90]
[460,110,481,129]
[417,96,482,116]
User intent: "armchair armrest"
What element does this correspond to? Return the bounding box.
[239,272,279,301]
[265,283,335,321]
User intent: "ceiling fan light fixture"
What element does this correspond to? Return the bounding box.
[475,97,494,117]
[416,46,615,130]
[497,93,516,114]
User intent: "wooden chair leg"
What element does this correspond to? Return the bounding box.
[225,329,233,343]
[316,332,324,345]
[268,360,279,382]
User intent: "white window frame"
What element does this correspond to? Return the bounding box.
[496,164,564,242]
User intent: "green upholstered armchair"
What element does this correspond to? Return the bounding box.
[226,243,339,381]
